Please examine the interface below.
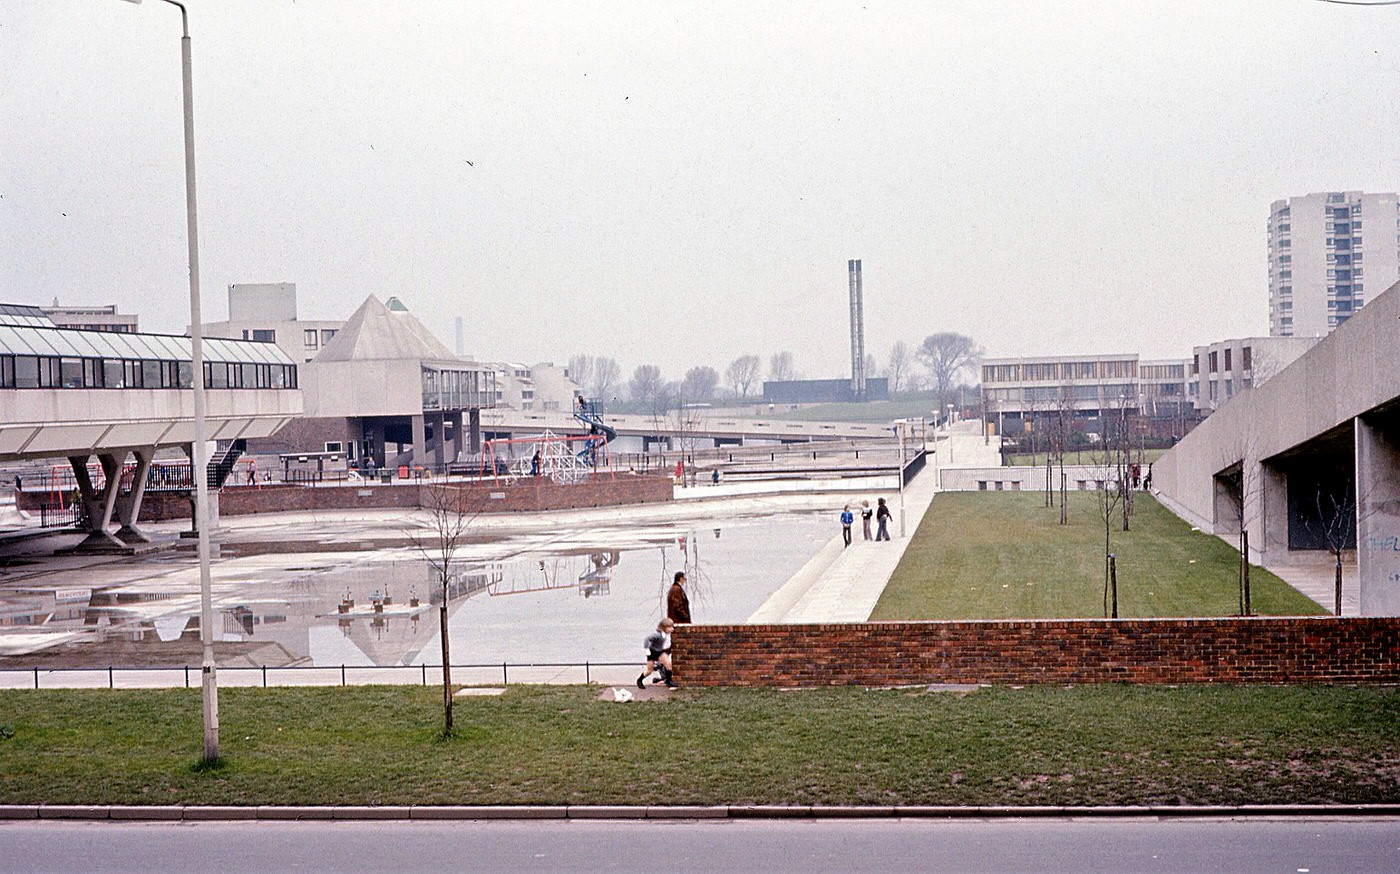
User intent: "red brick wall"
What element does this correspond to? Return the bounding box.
[672,617,1400,686]
[137,474,673,521]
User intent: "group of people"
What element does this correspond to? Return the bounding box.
[638,570,691,690]
[840,497,891,546]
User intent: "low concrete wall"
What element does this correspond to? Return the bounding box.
[673,617,1400,686]
[135,474,674,521]
[937,465,1115,492]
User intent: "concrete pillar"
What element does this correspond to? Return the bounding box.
[432,412,446,467]
[1356,416,1400,616]
[469,408,481,454]
[69,452,125,550]
[450,411,464,463]
[411,414,427,467]
[114,446,156,543]
[1258,460,1289,565]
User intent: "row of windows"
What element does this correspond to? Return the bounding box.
[1192,346,1253,375]
[303,329,338,350]
[984,384,1136,404]
[983,360,1137,383]
[0,354,297,391]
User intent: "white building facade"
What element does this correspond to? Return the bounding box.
[1268,191,1400,338]
[1189,336,1318,414]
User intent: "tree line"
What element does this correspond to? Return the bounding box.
[566,332,981,410]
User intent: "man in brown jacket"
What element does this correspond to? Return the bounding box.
[667,571,691,624]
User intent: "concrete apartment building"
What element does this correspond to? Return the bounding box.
[1268,191,1400,338]
[201,282,346,364]
[1189,336,1319,414]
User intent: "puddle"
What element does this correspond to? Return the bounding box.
[0,511,833,668]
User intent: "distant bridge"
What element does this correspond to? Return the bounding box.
[478,409,892,446]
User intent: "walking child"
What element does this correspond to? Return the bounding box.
[638,617,676,689]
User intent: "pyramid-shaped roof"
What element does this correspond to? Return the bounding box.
[315,295,457,363]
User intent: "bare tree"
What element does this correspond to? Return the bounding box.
[1089,438,1125,618]
[884,340,913,394]
[725,354,762,398]
[567,355,594,395]
[406,482,480,736]
[768,351,794,383]
[1217,424,1264,615]
[916,332,982,409]
[590,357,621,399]
[1301,474,1373,616]
[682,366,719,401]
[628,364,664,403]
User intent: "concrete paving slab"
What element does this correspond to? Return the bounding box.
[330,806,413,820]
[567,805,649,819]
[646,805,728,819]
[38,805,108,819]
[257,806,338,820]
[108,806,183,821]
[182,806,256,821]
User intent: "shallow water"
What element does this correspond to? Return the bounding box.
[0,510,833,667]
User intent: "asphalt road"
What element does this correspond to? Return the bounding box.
[1,817,1396,873]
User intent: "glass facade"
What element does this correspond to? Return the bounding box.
[0,321,297,391]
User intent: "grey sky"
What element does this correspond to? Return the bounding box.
[2,1,1398,382]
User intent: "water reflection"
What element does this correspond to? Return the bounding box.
[0,512,830,667]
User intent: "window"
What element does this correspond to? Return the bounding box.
[1209,351,1218,373]
[251,329,275,342]
[1242,346,1252,371]
[14,356,38,388]
[304,329,319,349]
[325,441,343,453]
[320,329,337,344]
[1224,349,1232,371]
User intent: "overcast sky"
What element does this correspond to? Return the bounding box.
[2,0,1398,382]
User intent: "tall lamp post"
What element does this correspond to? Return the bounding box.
[121,0,218,762]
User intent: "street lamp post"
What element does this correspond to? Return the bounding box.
[122,0,218,762]
[897,420,906,538]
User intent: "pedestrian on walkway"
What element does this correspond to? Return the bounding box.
[875,497,892,541]
[840,505,854,547]
[860,500,873,541]
[667,571,692,624]
[638,617,676,688]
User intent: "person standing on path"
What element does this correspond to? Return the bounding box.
[875,497,892,541]
[860,500,873,541]
[840,505,854,547]
[667,571,691,624]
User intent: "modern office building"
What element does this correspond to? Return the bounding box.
[1189,336,1319,414]
[1268,191,1400,338]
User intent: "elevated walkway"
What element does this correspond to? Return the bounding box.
[749,448,940,623]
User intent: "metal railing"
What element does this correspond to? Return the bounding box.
[0,661,640,690]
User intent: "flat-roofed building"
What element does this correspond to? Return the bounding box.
[1189,336,1319,414]
[40,300,139,333]
[202,282,345,364]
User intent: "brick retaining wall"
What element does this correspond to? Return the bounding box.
[672,617,1400,686]
[133,474,673,521]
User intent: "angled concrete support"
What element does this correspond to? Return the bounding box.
[69,452,125,551]
[1356,416,1400,616]
[114,446,156,544]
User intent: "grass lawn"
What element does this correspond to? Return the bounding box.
[1004,448,1168,467]
[768,396,944,423]
[1,685,1396,807]
[874,492,1325,620]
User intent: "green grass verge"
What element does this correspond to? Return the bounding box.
[874,492,1325,620]
[0,685,1395,806]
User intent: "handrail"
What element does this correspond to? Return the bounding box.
[0,661,642,689]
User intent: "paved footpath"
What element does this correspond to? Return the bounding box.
[750,459,940,623]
